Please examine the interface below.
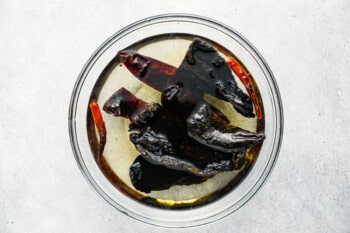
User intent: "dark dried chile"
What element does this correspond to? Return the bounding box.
[130,156,207,193]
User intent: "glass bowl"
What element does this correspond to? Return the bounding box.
[68,14,283,228]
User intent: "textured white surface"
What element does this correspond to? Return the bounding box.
[1,1,349,232]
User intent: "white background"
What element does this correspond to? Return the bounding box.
[1,1,349,232]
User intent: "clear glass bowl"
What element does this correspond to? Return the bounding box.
[68,14,283,227]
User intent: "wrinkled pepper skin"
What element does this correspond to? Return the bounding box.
[187,102,264,153]
[176,39,254,118]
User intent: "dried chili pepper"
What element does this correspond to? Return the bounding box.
[89,101,106,159]
[187,102,264,153]
[130,156,207,193]
[103,87,161,128]
[118,50,177,91]
[227,58,263,119]
[176,39,254,117]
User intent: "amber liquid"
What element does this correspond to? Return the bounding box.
[87,34,264,209]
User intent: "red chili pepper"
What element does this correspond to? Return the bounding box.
[118,50,177,91]
[89,101,107,159]
[227,58,263,119]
